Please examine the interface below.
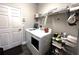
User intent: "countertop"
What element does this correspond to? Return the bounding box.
[25,28,52,38]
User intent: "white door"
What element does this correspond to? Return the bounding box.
[0,33,9,47]
[0,4,9,50]
[0,4,23,50]
[7,7,23,49]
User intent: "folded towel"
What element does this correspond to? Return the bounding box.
[67,35,77,44]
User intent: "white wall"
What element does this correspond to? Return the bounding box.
[37,3,79,54]
[37,3,79,37]
[37,3,71,14]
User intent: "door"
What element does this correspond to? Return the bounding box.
[0,4,9,50]
[7,7,23,49]
[0,4,23,50]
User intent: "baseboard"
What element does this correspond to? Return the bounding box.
[22,41,27,45]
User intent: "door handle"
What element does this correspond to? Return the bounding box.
[18,28,22,31]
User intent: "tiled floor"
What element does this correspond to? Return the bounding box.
[20,44,32,55]
[4,44,32,55]
[3,44,51,55]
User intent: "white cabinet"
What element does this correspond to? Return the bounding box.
[25,31,31,43]
[25,28,52,55]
